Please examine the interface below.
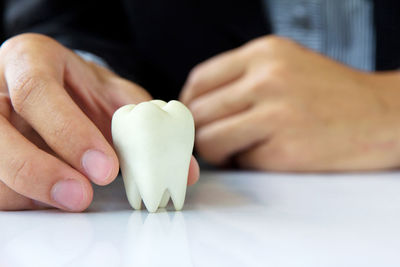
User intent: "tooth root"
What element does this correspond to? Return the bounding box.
[169,182,187,211]
[140,187,166,213]
[123,178,142,210]
[158,190,170,208]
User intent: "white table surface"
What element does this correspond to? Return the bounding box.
[1,170,400,267]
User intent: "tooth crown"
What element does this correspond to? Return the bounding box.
[111,100,195,212]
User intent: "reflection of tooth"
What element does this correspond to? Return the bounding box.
[159,190,170,209]
[124,211,193,267]
[112,100,195,212]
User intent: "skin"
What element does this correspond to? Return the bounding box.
[181,35,400,172]
[3,33,400,211]
[0,33,199,211]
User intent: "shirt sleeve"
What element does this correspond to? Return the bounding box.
[74,50,111,69]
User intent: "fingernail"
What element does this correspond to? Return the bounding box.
[51,179,84,211]
[82,149,113,183]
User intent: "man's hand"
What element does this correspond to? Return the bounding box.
[181,35,400,172]
[0,33,199,211]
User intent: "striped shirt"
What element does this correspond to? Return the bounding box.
[264,0,375,71]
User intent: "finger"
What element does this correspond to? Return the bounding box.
[1,92,56,157]
[100,76,152,142]
[0,115,93,211]
[195,107,273,165]
[0,180,35,211]
[105,77,152,111]
[66,58,152,116]
[235,141,275,171]
[4,50,119,186]
[65,57,152,142]
[180,49,246,104]
[188,78,253,128]
[0,181,50,210]
[187,156,200,186]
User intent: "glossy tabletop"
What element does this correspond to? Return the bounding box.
[1,170,400,267]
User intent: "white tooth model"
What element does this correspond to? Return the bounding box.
[111,100,195,212]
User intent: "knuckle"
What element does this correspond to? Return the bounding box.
[263,35,296,51]
[247,78,266,94]
[1,33,56,53]
[245,35,297,57]
[1,33,55,49]
[10,72,47,114]
[187,65,207,88]
[9,158,35,191]
[263,35,289,46]
[247,69,273,91]
[247,35,281,51]
[246,63,291,95]
[246,71,275,94]
[1,35,29,55]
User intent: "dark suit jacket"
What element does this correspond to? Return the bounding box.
[1,0,399,99]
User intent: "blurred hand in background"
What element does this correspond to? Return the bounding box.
[181,36,400,172]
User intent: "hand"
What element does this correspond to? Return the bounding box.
[0,33,199,211]
[181,35,400,172]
